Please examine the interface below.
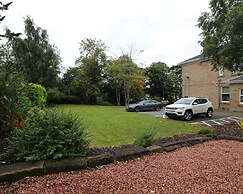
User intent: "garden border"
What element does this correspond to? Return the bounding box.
[1,135,243,183]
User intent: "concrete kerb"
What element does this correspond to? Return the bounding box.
[1,135,243,183]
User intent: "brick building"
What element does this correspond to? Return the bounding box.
[180,55,243,112]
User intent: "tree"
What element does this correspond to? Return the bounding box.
[75,38,108,104]
[0,1,30,135]
[105,59,123,105]
[105,55,145,106]
[117,54,144,105]
[197,0,243,71]
[168,65,182,101]
[62,67,80,95]
[145,62,169,99]
[8,16,61,88]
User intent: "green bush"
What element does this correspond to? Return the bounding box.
[0,67,30,135]
[24,83,47,107]
[47,88,81,104]
[6,109,90,161]
[198,128,212,134]
[134,129,157,147]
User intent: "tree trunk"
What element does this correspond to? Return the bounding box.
[116,87,121,106]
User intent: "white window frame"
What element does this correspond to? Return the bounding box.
[240,89,243,104]
[221,86,230,102]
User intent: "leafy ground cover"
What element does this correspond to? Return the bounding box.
[51,105,208,147]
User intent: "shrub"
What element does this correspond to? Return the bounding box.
[47,88,81,104]
[24,83,47,107]
[198,128,212,134]
[6,109,90,161]
[134,129,157,147]
[0,67,30,135]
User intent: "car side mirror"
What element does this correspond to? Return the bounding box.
[192,102,198,105]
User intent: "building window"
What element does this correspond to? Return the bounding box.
[219,66,224,77]
[240,89,243,104]
[221,87,230,102]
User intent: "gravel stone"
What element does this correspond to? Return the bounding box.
[1,140,243,193]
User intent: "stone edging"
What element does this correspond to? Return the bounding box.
[1,135,243,183]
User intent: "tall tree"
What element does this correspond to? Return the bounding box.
[145,62,169,99]
[117,54,143,105]
[62,67,79,95]
[106,55,145,106]
[105,59,123,105]
[167,65,182,101]
[197,0,243,71]
[8,16,61,88]
[75,38,108,104]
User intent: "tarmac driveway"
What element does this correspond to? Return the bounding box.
[138,108,243,127]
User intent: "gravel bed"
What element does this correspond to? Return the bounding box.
[1,140,243,193]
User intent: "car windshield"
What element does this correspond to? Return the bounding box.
[174,98,193,105]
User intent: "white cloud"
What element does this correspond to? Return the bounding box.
[1,0,210,68]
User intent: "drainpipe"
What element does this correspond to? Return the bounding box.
[218,79,221,109]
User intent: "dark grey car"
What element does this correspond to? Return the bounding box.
[125,100,162,112]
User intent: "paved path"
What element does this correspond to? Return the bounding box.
[191,116,243,127]
[138,108,243,127]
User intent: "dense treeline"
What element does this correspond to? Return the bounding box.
[1,15,182,107]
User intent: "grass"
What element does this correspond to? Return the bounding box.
[51,105,208,147]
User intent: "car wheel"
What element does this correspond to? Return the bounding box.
[184,110,193,121]
[156,106,161,111]
[206,108,213,118]
[135,106,140,112]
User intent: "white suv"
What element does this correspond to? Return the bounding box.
[165,97,214,121]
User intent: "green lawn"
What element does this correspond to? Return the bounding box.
[52,105,208,147]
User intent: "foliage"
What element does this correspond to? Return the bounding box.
[61,67,79,95]
[145,63,182,102]
[47,88,81,104]
[105,59,123,106]
[6,109,90,161]
[7,16,61,88]
[198,128,212,134]
[134,129,157,147]
[0,66,29,135]
[236,120,243,130]
[145,62,169,99]
[106,55,145,106]
[168,65,182,101]
[75,38,108,104]
[197,0,243,71]
[24,83,47,107]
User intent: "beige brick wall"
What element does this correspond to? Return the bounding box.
[182,59,232,109]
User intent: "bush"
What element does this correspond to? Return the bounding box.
[134,129,157,147]
[0,67,30,135]
[6,109,90,161]
[47,88,81,104]
[24,83,47,107]
[198,128,212,134]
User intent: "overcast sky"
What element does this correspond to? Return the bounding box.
[1,0,210,69]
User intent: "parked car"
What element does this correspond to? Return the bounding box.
[165,97,214,121]
[125,99,162,112]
